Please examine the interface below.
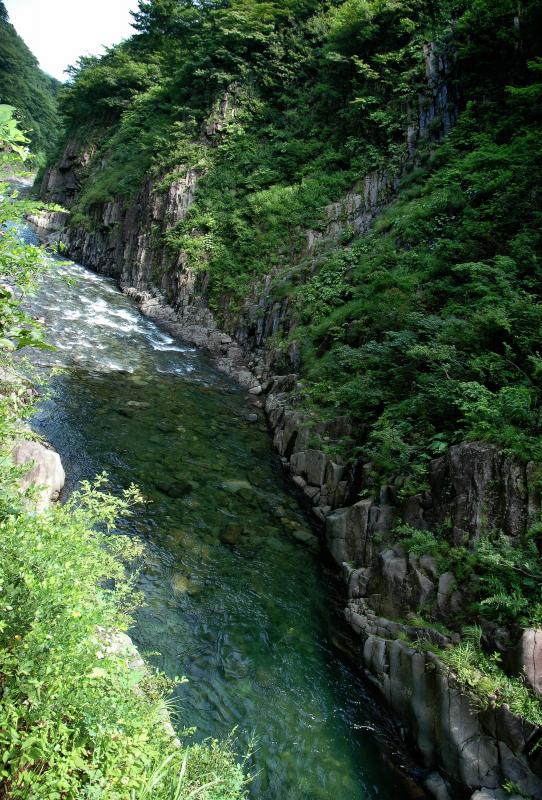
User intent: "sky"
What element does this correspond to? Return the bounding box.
[4,0,138,81]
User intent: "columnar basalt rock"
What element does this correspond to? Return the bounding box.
[344,602,542,798]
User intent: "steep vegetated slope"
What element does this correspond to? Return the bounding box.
[44,0,542,485]
[40,0,542,797]
[0,0,59,161]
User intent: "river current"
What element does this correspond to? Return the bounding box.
[21,224,412,800]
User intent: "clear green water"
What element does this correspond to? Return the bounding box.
[22,226,418,800]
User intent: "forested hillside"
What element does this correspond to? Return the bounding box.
[48,0,542,491]
[0,0,59,160]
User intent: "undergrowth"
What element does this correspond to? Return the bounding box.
[416,626,542,726]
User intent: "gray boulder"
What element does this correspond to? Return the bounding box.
[512,629,542,696]
[12,440,65,511]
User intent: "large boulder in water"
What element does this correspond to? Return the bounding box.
[12,440,65,511]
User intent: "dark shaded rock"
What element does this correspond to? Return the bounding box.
[157,421,178,433]
[424,772,452,800]
[325,498,394,567]
[220,523,244,545]
[115,407,135,418]
[155,480,193,499]
[429,442,538,543]
[291,529,319,550]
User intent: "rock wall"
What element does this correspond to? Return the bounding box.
[262,380,542,799]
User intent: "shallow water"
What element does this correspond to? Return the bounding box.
[21,226,414,800]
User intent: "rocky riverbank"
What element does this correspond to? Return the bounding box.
[27,41,541,793]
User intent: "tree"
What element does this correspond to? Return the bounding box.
[0,7,59,158]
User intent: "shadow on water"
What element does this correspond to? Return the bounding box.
[21,225,424,800]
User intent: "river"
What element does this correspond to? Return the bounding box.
[21,223,415,800]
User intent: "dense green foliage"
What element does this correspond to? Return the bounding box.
[0,113,246,799]
[398,523,542,629]
[53,0,542,490]
[0,1,60,160]
[301,86,542,488]
[57,0,459,222]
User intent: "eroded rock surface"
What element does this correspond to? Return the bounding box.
[513,629,542,698]
[12,439,65,511]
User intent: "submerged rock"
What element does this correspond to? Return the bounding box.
[220,523,244,545]
[115,406,135,418]
[220,479,252,493]
[155,480,193,498]
[291,529,319,550]
[220,479,255,503]
[156,421,178,434]
[171,573,202,596]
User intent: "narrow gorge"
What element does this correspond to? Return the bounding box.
[17,219,419,799]
[1,0,542,798]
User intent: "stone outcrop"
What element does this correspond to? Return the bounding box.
[427,443,540,543]
[26,210,69,248]
[39,137,97,206]
[512,630,542,698]
[12,439,65,511]
[407,40,458,156]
